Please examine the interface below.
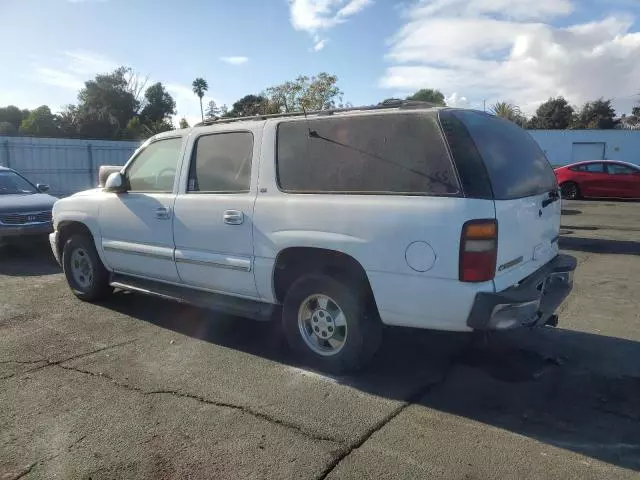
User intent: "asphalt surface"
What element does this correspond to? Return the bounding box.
[1,200,639,480]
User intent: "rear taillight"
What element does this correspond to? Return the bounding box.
[459,219,497,282]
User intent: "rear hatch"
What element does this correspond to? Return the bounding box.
[439,110,560,292]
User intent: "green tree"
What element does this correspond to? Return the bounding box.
[140,82,176,124]
[124,116,143,139]
[205,100,219,119]
[0,121,18,136]
[264,73,344,113]
[19,106,59,137]
[75,66,140,138]
[406,88,446,106]
[56,105,80,137]
[489,101,527,127]
[179,117,190,129]
[528,97,574,129]
[571,99,617,129]
[125,116,173,139]
[0,106,29,130]
[226,95,269,118]
[192,77,208,122]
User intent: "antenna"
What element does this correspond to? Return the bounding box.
[301,104,314,137]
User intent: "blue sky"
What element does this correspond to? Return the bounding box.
[2,0,639,125]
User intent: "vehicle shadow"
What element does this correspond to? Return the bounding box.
[559,236,640,255]
[0,242,61,276]
[103,291,640,471]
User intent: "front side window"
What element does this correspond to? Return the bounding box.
[126,137,183,192]
[584,163,604,173]
[276,113,460,195]
[607,163,636,175]
[188,132,253,193]
[0,171,37,195]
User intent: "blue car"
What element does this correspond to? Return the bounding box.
[0,166,57,245]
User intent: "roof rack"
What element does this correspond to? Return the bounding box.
[194,100,440,126]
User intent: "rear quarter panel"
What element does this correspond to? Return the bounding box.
[252,122,496,331]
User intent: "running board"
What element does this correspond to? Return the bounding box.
[110,273,276,321]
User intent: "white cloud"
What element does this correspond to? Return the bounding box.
[312,38,327,51]
[445,92,469,108]
[381,0,640,114]
[289,0,373,51]
[32,51,117,91]
[219,56,249,65]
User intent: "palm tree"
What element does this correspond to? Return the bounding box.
[489,101,527,126]
[192,78,208,122]
[490,101,521,120]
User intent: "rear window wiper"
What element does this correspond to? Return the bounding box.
[542,189,560,208]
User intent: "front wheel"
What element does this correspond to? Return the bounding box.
[560,182,580,200]
[282,274,382,374]
[62,234,112,301]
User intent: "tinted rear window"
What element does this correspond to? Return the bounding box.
[276,113,460,195]
[451,110,556,199]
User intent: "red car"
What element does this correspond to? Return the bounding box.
[554,160,640,200]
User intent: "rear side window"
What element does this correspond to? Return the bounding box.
[276,114,460,195]
[188,132,253,193]
[448,110,556,200]
[606,163,634,175]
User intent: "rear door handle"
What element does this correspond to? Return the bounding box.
[223,210,244,225]
[155,206,171,220]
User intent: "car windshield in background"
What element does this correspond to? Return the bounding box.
[0,171,37,195]
[452,110,557,199]
[276,113,460,195]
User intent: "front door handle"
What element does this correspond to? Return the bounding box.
[223,210,244,225]
[155,206,171,220]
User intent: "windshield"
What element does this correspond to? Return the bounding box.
[0,170,38,195]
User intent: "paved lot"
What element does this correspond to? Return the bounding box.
[1,200,639,480]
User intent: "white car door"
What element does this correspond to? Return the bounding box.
[172,128,260,299]
[99,135,184,282]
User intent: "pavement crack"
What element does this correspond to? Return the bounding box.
[6,462,36,480]
[0,339,137,382]
[56,364,343,444]
[147,389,343,443]
[315,347,468,480]
[0,359,45,365]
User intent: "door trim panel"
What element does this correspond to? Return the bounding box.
[174,248,251,272]
[103,239,174,260]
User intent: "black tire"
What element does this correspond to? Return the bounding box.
[62,234,112,302]
[560,182,580,200]
[282,273,382,374]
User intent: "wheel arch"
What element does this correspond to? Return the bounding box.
[272,246,378,312]
[57,220,109,269]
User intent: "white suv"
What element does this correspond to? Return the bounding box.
[50,103,576,372]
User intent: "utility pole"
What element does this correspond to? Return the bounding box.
[483,100,486,112]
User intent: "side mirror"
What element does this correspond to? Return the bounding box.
[105,172,128,193]
[36,184,50,193]
[98,165,123,187]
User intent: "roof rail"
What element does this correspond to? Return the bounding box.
[194,100,440,126]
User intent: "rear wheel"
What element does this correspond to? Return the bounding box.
[560,182,580,200]
[282,274,381,374]
[62,234,112,301]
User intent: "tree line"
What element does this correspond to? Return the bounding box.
[1,69,637,140]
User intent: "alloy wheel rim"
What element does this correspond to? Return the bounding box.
[297,294,347,356]
[70,248,94,289]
